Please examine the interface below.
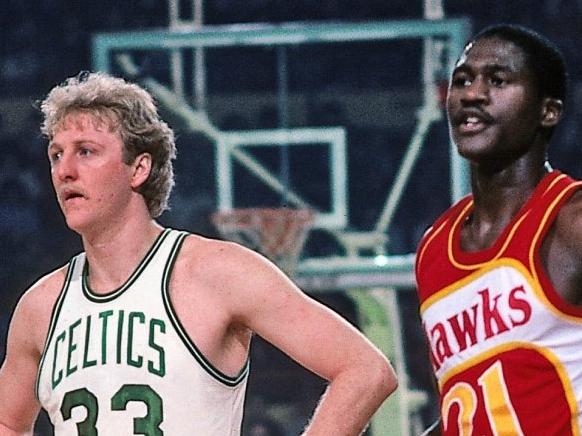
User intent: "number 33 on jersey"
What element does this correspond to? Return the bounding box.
[36,229,248,435]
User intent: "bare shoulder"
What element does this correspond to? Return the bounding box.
[174,233,286,287]
[171,233,304,321]
[168,234,297,368]
[11,265,69,354]
[171,233,396,398]
[19,265,68,313]
[542,189,582,303]
[554,189,582,251]
[0,265,70,431]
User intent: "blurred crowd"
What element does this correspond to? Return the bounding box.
[2,1,582,434]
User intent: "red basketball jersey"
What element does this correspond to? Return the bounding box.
[416,171,582,435]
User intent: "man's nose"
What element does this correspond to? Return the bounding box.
[461,77,489,103]
[54,153,78,181]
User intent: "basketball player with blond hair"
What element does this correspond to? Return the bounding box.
[0,72,397,435]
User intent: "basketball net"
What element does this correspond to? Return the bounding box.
[210,208,315,275]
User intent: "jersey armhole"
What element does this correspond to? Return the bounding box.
[35,255,81,401]
[160,232,250,388]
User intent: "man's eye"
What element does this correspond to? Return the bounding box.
[451,75,471,87]
[79,148,92,156]
[50,151,62,162]
[490,76,505,86]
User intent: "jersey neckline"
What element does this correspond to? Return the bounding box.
[449,171,562,267]
[82,228,172,302]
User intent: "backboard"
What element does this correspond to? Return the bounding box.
[92,19,471,287]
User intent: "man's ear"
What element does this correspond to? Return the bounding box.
[540,97,563,128]
[130,153,152,189]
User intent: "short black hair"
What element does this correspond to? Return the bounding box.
[469,24,568,105]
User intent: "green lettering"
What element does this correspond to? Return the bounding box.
[82,315,97,369]
[117,310,125,364]
[127,312,145,368]
[111,384,163,435]
[61,388,98,435]
[66,319,82,377]
[99,310,114,365]
[52,331,66,388]
[148,319,166,377]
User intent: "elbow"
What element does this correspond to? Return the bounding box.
[367,354,398,400]
[380,358,399,398]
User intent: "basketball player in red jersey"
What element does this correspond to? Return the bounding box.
[416,24,582,435]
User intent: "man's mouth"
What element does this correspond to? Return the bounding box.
[460,116,486,132]
[61,189,85,204]
[456,110,493,134]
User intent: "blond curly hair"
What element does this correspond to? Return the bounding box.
[40,71,176,218]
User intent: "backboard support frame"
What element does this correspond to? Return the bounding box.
[92,18,472,281]
[92,17,473,436]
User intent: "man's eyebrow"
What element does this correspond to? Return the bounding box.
[482,63,515,73]
[453,63,514,75]
[48,138,102,148]
[452,64,470,74]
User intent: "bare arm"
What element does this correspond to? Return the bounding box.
[0,293,43,435]
[541,190,582,304]
[0,270,63,436]
[223,244,398,435]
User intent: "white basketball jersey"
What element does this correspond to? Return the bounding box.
[36,229,249,435]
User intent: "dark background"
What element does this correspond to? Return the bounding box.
[1,1,582,435]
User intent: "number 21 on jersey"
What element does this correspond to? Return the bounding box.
[441,361,524,435]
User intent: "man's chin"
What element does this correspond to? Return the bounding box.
[456,143,497,164]
[63,215,90,234]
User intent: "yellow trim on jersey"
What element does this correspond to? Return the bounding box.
[421,257,582,325]
[416,220,448,274]
[447,200,531,270]
[529,181,582,282]
[420,258,526,312]
[426,174,568,276]
[544,173,569,194]
[438,341,580,436]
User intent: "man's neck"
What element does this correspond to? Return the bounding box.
[81,215,163,294]
[471,156,548,216]
[462,160,549,251]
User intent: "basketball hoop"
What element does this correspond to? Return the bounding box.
[210,208,315,275]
